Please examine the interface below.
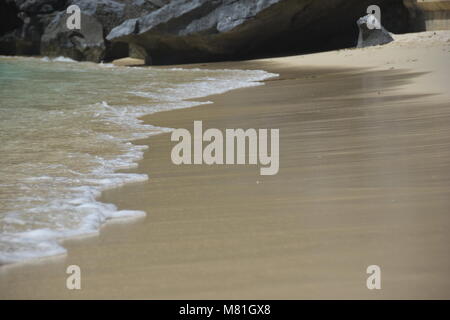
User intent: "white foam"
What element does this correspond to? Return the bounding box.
[99,62,115,68]
[41,56,78,63]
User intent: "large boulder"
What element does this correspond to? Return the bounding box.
[39,0,167,61]
[106,0,293,64]
[357,14,394,48]
[40,11,106,62]
[107,0,411,65]
[40,0,127,62]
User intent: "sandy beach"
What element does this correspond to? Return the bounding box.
[1,31,449,299]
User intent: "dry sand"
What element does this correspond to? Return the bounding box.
[1,31,449,299]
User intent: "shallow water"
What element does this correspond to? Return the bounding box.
[0,56,276,264]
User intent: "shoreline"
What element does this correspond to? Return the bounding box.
[0,56,276,266]
[1,31,450,299]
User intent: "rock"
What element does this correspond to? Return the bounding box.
[0,11,46,55]
[357,14,394,48]
[111,56,145,66]
[0,0,68,56]
[40,11,106,62]
[38,0,127,62]
[0,0,162,59]
[1,0,414,63]
[129,42,152,64]
[38,0,163,62]
[106,0,285,64]
[69,0,125,35]
[107,0,410,65]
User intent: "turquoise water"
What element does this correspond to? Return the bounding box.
[0,56,276,264]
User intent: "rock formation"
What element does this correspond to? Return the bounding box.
[40,11,106,62]
[0,0,166,62]
[0,0,68,55]
[1,0,414,63]
[107,0,411,65]
[357,14,394,48]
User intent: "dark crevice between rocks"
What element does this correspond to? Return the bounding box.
[0,1,22,37]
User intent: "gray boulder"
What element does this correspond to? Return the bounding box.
[107,0,303,64]
[69,0,125,35]
[41,11,106,62]
[39,0,126,62]
[357,14,394,48]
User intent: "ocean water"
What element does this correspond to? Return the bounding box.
[0,56,276,264]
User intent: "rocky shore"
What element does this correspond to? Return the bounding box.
[0,0,448,64]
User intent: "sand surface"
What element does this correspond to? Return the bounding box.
[1,31,449,299]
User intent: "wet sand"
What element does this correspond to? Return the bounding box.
[1,32,450,299]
